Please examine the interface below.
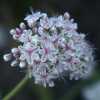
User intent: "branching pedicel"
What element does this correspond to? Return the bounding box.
[3,11,94,87]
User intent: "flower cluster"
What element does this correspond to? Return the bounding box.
[3,11,94,87]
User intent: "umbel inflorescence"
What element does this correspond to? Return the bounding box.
[3,10,94,87]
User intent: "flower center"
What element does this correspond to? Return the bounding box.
[44,48,49,54]
[26,48,34,55]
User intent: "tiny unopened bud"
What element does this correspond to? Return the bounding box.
[73,23,78,30]
[20,22,26,29]
[28,21,34,28]
[11,48,19,54]
[11,60,18,67]
[42,13,47,18]
[84,57,89,62]
[49,81,54,87]
[16,28,22,35]
[80,34,85,39]
[64,12,70,19]
[70,18,74,22]
[19,61,26,68]
[3,53,12,61]
[19,55,25,61]
[13,34,19,40]
[10,29,16,35]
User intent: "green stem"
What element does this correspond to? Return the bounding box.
[3,75,29,100]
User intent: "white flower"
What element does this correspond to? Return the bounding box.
[33,63,57,87]
[24,12,41,27]
[55,15,65,28]
[31,34,39,45]
[18,29,33,43]
[3,10,95,87]
[38,27,44,35]
[19,42,38,65]
[40,17,54,29]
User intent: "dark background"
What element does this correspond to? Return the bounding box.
[0,0,100,100]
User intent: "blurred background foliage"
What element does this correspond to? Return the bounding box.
[0,0,100,100]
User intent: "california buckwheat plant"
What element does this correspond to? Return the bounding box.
[3,11,94,87]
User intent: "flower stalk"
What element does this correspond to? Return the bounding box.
[3,75,29,100]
